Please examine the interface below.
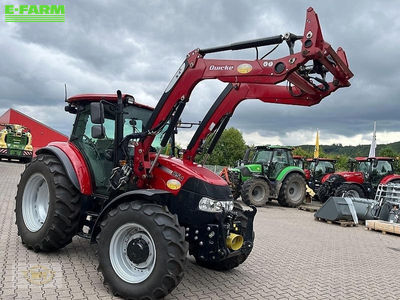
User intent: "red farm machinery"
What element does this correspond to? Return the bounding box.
[15,8,352,299]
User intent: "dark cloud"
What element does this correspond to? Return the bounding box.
[0,0,399,144]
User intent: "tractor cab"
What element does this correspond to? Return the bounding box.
[247,146,295,180]
[306,158,336,191]
[66,94,155,194]
[352,157,395,186]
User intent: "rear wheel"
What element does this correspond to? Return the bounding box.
[15,154,81,252]
[195,204,254,271]
[278,173,306,207]
[335,183,365,198]
[241,178,269,206]
[97,201,188,299]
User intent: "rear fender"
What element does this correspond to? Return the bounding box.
[90,189,172,243]
[36,142,93,195]
[381,174,400,185]
[275,168,305,193]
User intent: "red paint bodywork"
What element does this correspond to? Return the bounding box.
[47,141,93,195]
[68,94,154,111]
[381,175,400,184]
[150,155,226,196]
[304,169,311,180]
[334,171,365,184]
[320,173,332,183]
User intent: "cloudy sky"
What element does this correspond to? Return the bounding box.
[1,0,399,147]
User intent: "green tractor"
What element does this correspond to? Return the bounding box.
[0,124,33,163]
[228,145,306,207]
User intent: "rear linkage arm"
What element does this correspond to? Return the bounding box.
[133,7,353,187]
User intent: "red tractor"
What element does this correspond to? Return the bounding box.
[305,158,336,193]
[15,8,352,299]
[317,157,400,202]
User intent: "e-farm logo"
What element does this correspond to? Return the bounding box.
[4,4,65,22]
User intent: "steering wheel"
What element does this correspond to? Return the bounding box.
[82,134,100,159]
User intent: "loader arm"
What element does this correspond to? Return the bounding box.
[183,80,336,161]
[133,7,353,187]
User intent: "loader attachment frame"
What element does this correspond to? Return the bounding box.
[132,7,353,187]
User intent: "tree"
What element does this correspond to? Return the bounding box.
[197,127,246,166]
[379,147,397,158]
[292,147,312,158]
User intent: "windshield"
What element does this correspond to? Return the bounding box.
[253,150,273,164]
[355,161,370,173]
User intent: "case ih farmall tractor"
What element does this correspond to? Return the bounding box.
[225,146,307,207]
[317,157,400,202]
[15,8,352,299]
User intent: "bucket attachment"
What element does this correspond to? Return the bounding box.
[315,197,378,223]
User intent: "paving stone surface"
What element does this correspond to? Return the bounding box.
[2,161,400,299]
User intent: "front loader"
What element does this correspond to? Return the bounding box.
[15,8,352,299]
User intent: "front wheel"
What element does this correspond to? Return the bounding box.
[334,184,365,198]
[97,201,188,299]
[241,178,270,206]
[15,154,81,252]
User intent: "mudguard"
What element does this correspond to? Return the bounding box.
[381,174,400,185]
[36,146,81,192]
[90,189,172,243]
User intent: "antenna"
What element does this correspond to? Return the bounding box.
[64,84,68,102]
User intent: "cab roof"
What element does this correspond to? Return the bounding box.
[255,145,294,151]
[67,94,154,110]
[355,157,394,161]
[306,158,336,162]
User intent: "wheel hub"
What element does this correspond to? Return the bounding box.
[127,238,149,264]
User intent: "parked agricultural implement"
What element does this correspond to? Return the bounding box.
[0,123,33,163]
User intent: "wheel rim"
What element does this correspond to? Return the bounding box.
[287,180,302,202]
[251,185,266,204]
[110,223,156,284]
[22,173,50,232]
[344,190,359,198]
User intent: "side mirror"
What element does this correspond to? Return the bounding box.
[91,125,105,139]
[90,102,104,124]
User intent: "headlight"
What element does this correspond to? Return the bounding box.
[198,197,234,213]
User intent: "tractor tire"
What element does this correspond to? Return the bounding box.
[317,174,345,203]
[15,154,81,252]
[241,178,269,207]
[316,183,330,203]
[96,201,188,300]
[278,173,306,208]
[334,183,365,198]
[228,171,241,200]
[195,204,254,271]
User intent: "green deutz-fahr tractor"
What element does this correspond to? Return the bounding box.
[228,146,306,207]
[0,124,33,163]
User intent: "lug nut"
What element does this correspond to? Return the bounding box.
[207,227,211,231]
[195,230,199,234]
[194,236,198,240]
[199,241,203,246]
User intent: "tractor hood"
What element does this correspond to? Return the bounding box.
[335,171,365,184]
[150,154,228,196]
